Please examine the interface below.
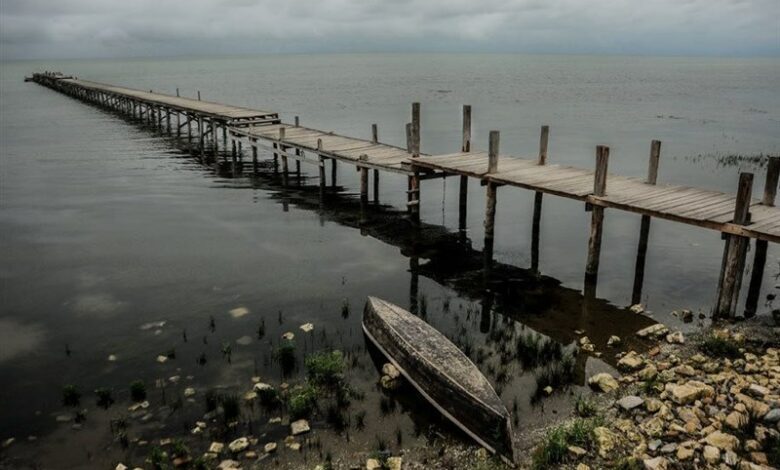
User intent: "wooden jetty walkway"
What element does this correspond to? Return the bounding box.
[30,72,780,319]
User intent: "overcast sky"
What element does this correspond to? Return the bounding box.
[1,0,777,60]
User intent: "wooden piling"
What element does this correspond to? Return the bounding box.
[715,172,754,318]
[631,140,662,304]
[360,156,369,204]
[483,131,500,278]
[459,105,471,233]
[409,103,421,222]
[585,145,610,285]
[294,116,299,127]
[371,124,378,144]
[251,138,258,174]
[531,125,550,273]
[317,139,326,199]
[744,156,779,316]
[279,127,288,182]
[371,124,379,202]
[197,91,201,101]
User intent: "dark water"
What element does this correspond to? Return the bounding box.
[1,54,779,468]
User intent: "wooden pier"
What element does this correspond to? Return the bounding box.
[30,71,780,319]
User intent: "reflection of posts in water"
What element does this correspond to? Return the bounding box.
[584,145,610,288]
[279,127,289,186]
[409,256,419,315]
[744,157,779,317]
[480,290,493,334]
[483,131,500,281]
[459,105,472,235]
[714,173,753,318]
[531,125,550,274]
[631,140,662,305]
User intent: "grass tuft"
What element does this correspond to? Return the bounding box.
[699,335,742,359]
[305,350,345,388]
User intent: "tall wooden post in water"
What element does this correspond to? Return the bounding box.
[409,103,421,223]
[585,145,610,286]
[631,140,661,305]
[459,105,471,234]
[745,157,780,316]
[715,173,754,318]
[531,125,549,274]
[372,124,379,203]
[483,131,500,280]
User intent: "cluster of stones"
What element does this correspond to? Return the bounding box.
[579,328,780,470]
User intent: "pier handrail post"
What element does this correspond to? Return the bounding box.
[317,139,326,199]
[631,140,662,305]
[487,130,499,173]
[715,172,754,318]
[585,145,610,285]
[371,124,379,202]
[197,90,201,101]
[279,127,289,183]
[371,124,378,144]
[537,125,549,165]
[459,105,471,235]
[295,116,299,127]
[745,156,779,316]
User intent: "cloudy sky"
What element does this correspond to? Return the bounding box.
[0,0,777,60]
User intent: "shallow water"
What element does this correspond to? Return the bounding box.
[1,54,779,467]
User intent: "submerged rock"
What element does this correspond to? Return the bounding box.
[263,442,277,453]
[229,307,249,319]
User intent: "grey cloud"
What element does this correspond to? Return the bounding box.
[1,0,777,59]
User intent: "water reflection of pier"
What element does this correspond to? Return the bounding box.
[230,164,657,363]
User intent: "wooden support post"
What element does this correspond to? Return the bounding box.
[176,111,181,137]
[585,145,610,285]
[715,173,754,318]
[198,116,204,160]
[631,139,662,304]
[744,156,779,317]
[373,170,380,203]
[197,91,201,101]
[371,124,378,144]
[294,116,299,127]
[459,105,471,234]
[359,158,369,204]
[483,131,500,279]
[531,125,550,273]
[222,126,228,150]
[251,138,258,174]
[166,109,171,133]
[317,139,326,199]
[409,103,421,222]
[187,113,192,143]
[211,120,217,152]
[331,158,337,188]
[176,88,179,97]
[279,128,288,183]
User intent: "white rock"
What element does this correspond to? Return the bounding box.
[107,354,117,362]
[299,323,314,333]
[184,387,196,397]
[228,437,249,453]
[290,419,310,436]
[156,355,168,363]
[382,363,400,379]
[264,442,277,453]
[209,442,225,453]
[607,335,621,347]
[630,304,645,314]
[617,395,644,411]
[589,373,619,392]
[115,464,128,470]
[281,332,294,341]
[666,331,685,344]
[229,307,249,318]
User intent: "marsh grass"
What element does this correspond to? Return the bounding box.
[62,385,81,407]
[275,339,297,375]
[288,384,319,419]
[531,416,604,469]
[699,335,742,359]
[95,387,114,409]
[130,380,146,402]
[221,393,240,422]
[305,351,345,388]
[574,394,597,418]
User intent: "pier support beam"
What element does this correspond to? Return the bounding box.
[279,128,289,185]
[483,131,500,280]
[584,145,610,287]
[631,140,662,305]
[251,138,258,174]
[714,172,754,318]
[459,105,471,235]
[745,157,779,317]
[408,103,421,223]
[531,125,549,274]
[317,140,326,200]
[372,124,380,203]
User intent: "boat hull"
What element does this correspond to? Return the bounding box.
[363,296,515,463]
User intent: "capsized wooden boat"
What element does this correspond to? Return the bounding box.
[362,296,516,464]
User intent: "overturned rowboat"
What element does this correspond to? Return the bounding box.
[362,296,516,464]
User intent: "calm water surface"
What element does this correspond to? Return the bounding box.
[1,54,779,468]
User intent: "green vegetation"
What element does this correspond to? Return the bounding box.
[574,394,597,418]
[699,335,742,359]
[148,446,168,470]
[531,417,604,469]
[221,393,240,421]
[130,380,147,402]
[614,457,643,470]
[288,384,319,419]
[95,387,114,409]
[62,385,81,407]
[305,350,345,388]
[171,439,189,458]
[275,339,297,374]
